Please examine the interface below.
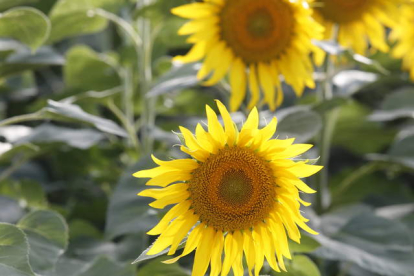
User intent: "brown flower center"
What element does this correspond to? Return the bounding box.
[189,147,276,232]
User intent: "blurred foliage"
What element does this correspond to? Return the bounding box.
[0,0,413,276]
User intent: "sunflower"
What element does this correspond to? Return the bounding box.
[311,0,400,57]
[391,2,414,80]
[134,100,322,276]
[171,0,323,112]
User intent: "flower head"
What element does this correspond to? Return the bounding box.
[311,0,400,56]
[171,0,323,111]
[134,100,322,276]
[391,2,414,80]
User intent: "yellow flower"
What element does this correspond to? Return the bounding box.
[134,100,322,276]
[391,2,414,80]
[311,0,400,57]
[171,0,323,112]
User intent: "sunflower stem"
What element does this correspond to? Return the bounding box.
[137,1,155,155]
[315,50,339,214]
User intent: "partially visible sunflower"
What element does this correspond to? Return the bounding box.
[310,0,400,58]
[134,100,322,276]
[391,2,414,80]
[171,0,324,112]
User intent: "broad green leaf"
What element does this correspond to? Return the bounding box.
[387,134,414,168]
[68,219,102,240]
[0,46,64,78]
[275,107,323,143]
[0,0,38,12]
[0,196,24,223]
[333,70,378,96]
[45,256,135,276]
[288,235,320,254]
[64,45,121,92]
[49,0,124,42]
[313,212,414,276]
[105,156,160,239]
[369,88,414,122]
[147,63,199,98]
[0,181,47,209]
[15,124,104,149]
[277,255,321,276]
[17,210,69,274]
[137,256,189,276]
[332,101,395,154]
[77,256,135,276]
[44,100,127,137]
[0,223,36,276]
[0,7,50,51]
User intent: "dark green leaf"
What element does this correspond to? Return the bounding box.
[0,223,36,276]
[77,256,135,276]
[147,63,199,98]
[0,7,50,51]
[137,256,189,276]
[313,212,414,276]
[288,234,320,254]
[0,196,24,223]
[275,107,323,143]
[0,180,47,209]
[15,124,104,149]
[105,156,159,239]
[369,88,414,122]
[17,210,69,274]
[48,0,124,42]
[44,100,127,137]
[277,255,321,276]
[64,45,121,92]
[0,0,39,12]
[0,46,64,78]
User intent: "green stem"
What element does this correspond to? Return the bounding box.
[137,3,155,155]
[315,50,338,214]
[334,162,381,197]
[0,111,44,127]
[107,99,140,152]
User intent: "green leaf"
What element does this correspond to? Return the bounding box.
[0,196,24,223]
[333,70,378,96]
[276,255,321,276]
[369,88,414,122]
[288,235,320,254]
[0,223,36,276]
[0,180,47,209]
[0,7,50,51]
[0,0,39,12]
[332,101,395,154]
[387,134,414,169]
[48,0,124,43]
[137,256,189,276]
[147,63,199,98]
[313,212,414,276]
[0,46,64,78]
[105,156,160,239]
[17,210,69,274]
[64,45,121,92]
[45,256,135,276]
[77,256,135,276]
[275,107,323,143]
[16,124,104,150]
[44,100,127,137]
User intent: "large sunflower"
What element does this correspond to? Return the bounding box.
[171,0,323,112]
[391,2,414,80]
[134,100,322,276]
[311,0,400,56]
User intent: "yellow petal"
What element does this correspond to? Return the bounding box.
[168,211,199,254]
[210,230,224,276]
[229,58,247,112]
[145,170,191,187]
[243,231,256,276]
[151,155,199,170]
[173,41,207,63]
[193,227,216,276]
[247,64,260,110]
[147,200,191,235]
[221,231,243,276]
[286,163,323,178]
[258,62,276,111]
[171,3,218,19]
[216,100,237,146]
[206,104,226,146]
